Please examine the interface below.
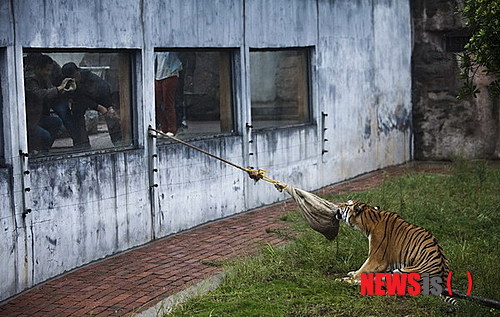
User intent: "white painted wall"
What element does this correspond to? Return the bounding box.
[0,0,412,302]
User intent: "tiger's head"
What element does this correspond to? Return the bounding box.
[334,200,379,234]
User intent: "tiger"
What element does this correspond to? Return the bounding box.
[334,200,457,307]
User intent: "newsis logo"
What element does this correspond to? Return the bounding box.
[360,271,473,296]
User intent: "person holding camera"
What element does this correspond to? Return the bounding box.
[61,62,122,149]
[24,54,75,154]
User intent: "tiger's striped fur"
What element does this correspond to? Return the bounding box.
[334,200,456,306]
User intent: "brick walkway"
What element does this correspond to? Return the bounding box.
[0,162,452,317]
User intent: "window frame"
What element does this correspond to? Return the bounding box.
[249,46,314,131]
[21,48,140,161]
[153,47,239,143]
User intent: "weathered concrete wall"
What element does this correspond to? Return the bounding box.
[155,136,247,236]
[0,168,16,301]
[249,126,320,206]
[13,0,143,48]
[147,0,243,48]
[318,0,412,184]
[27,150,151,286]
[0,0,412,302]
[412,0,499,159]
[245,0,317,48]
[0,1,13,46]
[373,0,412,166]
[318,0,379,180]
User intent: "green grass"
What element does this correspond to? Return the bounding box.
[169,161,500,316]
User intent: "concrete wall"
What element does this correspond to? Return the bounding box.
[318,0,412,183]
[0,168,16,301]
[27,151,151,286]
[0,1,13,46]
[13,0,143,48]
[0,0,412,302]
[155,136,247,236]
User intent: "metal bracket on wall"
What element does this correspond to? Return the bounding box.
[321,112,329,155]
[246,123,254,157]
[19,150,32,218]
[147,126,160,239]
[147,127,159,189]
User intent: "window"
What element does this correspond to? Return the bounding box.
[22,50,134,157]
[154,49,234,139]
[445,34,471,53]
[250,49,310,129]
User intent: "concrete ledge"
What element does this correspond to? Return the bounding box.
[135,273,225,317]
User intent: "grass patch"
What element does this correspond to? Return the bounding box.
[169,161,500,316]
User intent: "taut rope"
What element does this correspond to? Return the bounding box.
[148,127,288,191]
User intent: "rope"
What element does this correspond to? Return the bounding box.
[148,127,288,191]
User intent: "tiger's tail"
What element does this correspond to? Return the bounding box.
[448,289,500,310]
[440,294,458,307]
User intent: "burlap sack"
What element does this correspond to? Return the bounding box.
[285,186,339,240]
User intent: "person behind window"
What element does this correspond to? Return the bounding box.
[175,52,196,132]
[49,58,79,145]
[24,53,78,147]
[61,62,122,149]
[154,52,182,134]
[24,54,73,154]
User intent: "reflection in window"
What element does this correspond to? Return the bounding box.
[22,51,134,156]
[250,49,310,129]
[154,50,233,139]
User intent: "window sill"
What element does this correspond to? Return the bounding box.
[27,145,141,164]
[157,132,240,145]
[252,122,317,133]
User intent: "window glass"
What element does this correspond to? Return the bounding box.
[250,49,310,129]
[23,50,134,156]
[154,50,234,139]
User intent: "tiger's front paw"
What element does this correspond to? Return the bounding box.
[341,276,361,285]
[335,273,361,285]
